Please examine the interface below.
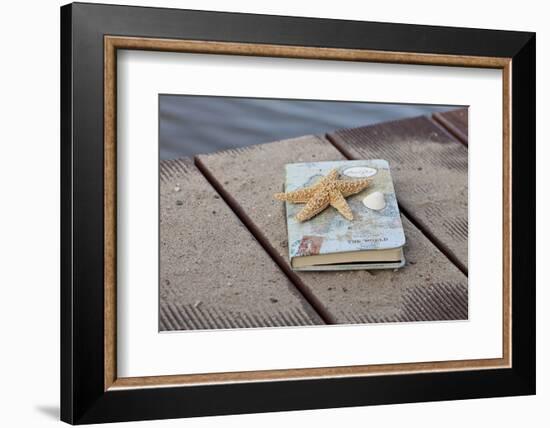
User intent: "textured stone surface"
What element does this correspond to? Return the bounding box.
[159,157,324,331]
[196,135,468,324]
[329,116,468,272]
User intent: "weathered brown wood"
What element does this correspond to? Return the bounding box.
[104,32,117,390]
[159,157,324,330]
[106,36,511,69]
[196,135,468,324]
[433,108,469,145]
[328,116,468,273]
[112,355,507,390]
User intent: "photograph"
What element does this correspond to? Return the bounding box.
[158,96,469,331]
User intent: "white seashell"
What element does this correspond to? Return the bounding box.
[362,191,386,210]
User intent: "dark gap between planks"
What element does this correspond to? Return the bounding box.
[432,110,469,146]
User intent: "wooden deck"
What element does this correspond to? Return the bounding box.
[159,108,468,330]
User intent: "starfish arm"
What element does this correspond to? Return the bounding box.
[296,189,330,222]
[274,170,340,203]
[329,190,354,220]
[306,169,340,190]
[336,179,371,197]
[324,169,340,182]
[273,187,317,203]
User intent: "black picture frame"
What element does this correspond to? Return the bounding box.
[61,2,535,424]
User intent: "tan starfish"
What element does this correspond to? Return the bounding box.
[274,169,371,222]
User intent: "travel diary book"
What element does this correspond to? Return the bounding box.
[282,160,406,271]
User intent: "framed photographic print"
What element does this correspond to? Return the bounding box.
[60,2,536,424]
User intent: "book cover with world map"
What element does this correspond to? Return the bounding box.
[283,160,406,270]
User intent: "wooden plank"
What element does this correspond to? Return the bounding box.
[159,157,324,330]
[196,135,468,324]
[328,116,468,273]
[433,108,468,145]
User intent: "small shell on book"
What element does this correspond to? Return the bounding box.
[362,191,386,211]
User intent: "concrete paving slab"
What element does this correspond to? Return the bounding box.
[159,157,324,330]
[196,135,468,324]
[328,116,468,273]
